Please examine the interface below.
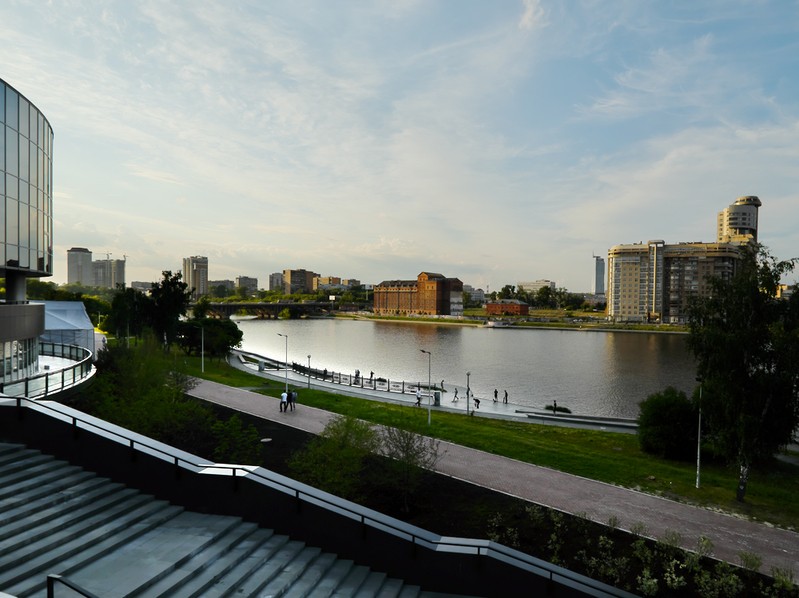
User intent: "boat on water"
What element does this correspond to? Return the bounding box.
[484,320,511,328]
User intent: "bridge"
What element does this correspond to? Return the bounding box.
[199,301,334,319]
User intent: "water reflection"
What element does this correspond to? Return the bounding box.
[235,318,697,419]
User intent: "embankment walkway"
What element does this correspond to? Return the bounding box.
[187,357,799,577]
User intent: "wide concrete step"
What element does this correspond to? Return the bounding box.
[0,443,442,598]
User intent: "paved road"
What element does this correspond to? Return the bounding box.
[188,370,798,576]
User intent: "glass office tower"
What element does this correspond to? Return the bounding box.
[1,78,54,383]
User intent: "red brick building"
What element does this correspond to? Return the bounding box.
[373,272,463,316]
[485,299,529,316]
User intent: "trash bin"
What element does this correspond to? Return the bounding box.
[434,391,441,406]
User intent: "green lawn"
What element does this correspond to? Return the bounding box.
[187,354,799,530]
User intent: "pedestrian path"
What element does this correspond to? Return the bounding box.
[231,349,637,433]
[188,364,799,577]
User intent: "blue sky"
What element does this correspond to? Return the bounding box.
[3,1,798,292]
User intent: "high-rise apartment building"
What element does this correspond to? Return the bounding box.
[592,256,605,295]
[268,273,284,292]
[607,197,760,324]
[67,247,93,285]
[1,78,54,384]
[235,276,258,295]
[717,195,761,243]
[183,256,209,299]
[67,248,126,288]
[92,258,126,289]
[283,269,319,294]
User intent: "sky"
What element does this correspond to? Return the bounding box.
[2,1,798,293]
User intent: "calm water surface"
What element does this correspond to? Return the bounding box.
[235,318,697,419]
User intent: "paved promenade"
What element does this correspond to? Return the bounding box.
[188,361,799,576]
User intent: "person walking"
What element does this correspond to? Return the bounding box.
[415,388,422,407]
[280,391,288,413]
[503,389,508,404]
[493,389,498,402]
[452,388,459,402]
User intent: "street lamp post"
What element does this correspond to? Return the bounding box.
[421,349,432,425]
[307,354,311,389]
[466,371,471,416]
[278,333,288,394]
[200,324,204,373]
[696,377,702,489]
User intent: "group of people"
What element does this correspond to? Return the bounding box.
[493,388,509,404]
[448,388,481,414]
[449,387,508,408]
[279,389,298,412]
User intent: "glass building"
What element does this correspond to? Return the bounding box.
[1,77,54,383]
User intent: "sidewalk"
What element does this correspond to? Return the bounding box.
[188,361,799,576]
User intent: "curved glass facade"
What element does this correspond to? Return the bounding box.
[1,78,53,384]
[1,77,54,278]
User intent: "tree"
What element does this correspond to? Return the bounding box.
[498,284,516,299]
[534,285,555,308]
[687,244,799,502]
[177,318,243,359]
[288,415,381,500]
[637,387,697,461]
[105,287,151,341]
[381,425,440,513]
[149,270,192,348]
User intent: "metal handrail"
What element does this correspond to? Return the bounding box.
[47,574,99,598]
[12,396,630,596]
[235,349,436,395]
[0,344,93,399]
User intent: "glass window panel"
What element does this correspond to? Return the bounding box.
[19,181,28,205]
[18,98,29,138]
[7,198,18,244]
[0,123,4,167]
[5,128,17,173]
[38,149,44,188]
[29,106,37,141]
[28,141,37,186]
[19,196,29,250]
[5,86,17,130]
[38,113,43,146]
[19,135,28,181]
[6,173,17,199]
[0,82,5,125]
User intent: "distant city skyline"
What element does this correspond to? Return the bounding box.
[3,2,797,292]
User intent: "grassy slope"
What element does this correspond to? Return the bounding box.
[190,354,799,530]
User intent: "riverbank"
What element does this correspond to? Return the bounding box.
[335,312,689,335]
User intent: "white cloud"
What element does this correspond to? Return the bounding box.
[3,2,797,292]
[519,0,548,31]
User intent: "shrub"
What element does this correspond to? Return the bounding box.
[638,386,697,460]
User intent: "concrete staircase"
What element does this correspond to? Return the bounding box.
[0,443,444,598]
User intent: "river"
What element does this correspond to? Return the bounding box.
[234,318,697,419]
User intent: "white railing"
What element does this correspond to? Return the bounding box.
[0,343,94,399]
